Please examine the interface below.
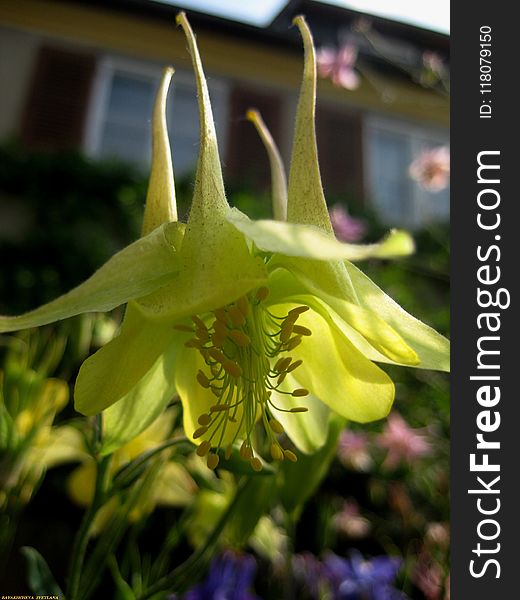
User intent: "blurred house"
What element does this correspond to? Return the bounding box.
[0,0,449,228]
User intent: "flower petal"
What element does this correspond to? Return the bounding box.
[270,376,330,453]
[267,268,419,366]
[100,338,181,455]
[345,261,450,371]
[74,303,176,416]
[141,67,177,235]
[0,222,183,333]
[246,109,288,221]
[274,305,395,422]
[228,208,414,261]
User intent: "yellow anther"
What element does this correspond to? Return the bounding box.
[185,339,202,349]
[256,286,270,301]
[292,388,309,397]
[210,404,230,412]
[288,306,309,317]
[251,457,263,472]
[174,324,194,332]
[228,415,237,423]
[196,440,211,456]
[212,332,226,348]
[209,348,226,363]
[196,328,210,342]
[198,413,212,426]
[228,306,246,327]
[225,445,233,460]
[193,426,208,439]
[284,449,298,462]
[271,443,285,461]
[229,330,251,347]
[211,387,222,397]
[269,419,285,434]
[286,359,303,372]
[276,357,292,372]
[196,370,211,388]
[285,336,302,350]
[191,315,206,329]
[292,325,312,337]
[290,407,309,413]
[280,325,293,343]
[237,296,250,316]
[240,442,253,460]
[277,372,287,385]
[223,360,243,378]
[207,453,220,470]
[214,308,228,323]
[213,320,228,336]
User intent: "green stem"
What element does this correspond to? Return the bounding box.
[137,477,252,600]
[66,454,111,600]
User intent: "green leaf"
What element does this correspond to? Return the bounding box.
[142,67,177,236]
[278,415,343,514]
[224,476,276,547]
[21,546,64,596]
[0,223,183,333]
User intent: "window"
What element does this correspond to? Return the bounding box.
[85,57,229,176]
[365,116,449,228]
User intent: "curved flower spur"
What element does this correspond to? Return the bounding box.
[0,14,449,471]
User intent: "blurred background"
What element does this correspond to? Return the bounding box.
[0,1,449,598]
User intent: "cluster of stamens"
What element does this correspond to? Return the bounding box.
[174,286,312,471]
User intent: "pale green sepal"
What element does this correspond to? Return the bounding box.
[270,375,330,453]
[0,223,182,333]
[165,14,268,320]
[74,303,176,416]
[142,67,177,236]
[227,208,415,262]
[287,16,333,234]
[100,338,181,455]
[345,261,450,371]
[246,109,288,221]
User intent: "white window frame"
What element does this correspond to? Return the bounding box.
[363,114,450,228]
[85,54,229,169]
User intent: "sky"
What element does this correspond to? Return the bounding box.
[152,0,450,33]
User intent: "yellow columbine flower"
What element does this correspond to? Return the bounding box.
[0,15,449,470]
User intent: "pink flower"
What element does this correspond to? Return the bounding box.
[329,205,367,243]
[409,146,450,192]
[317,44,360,90]
[337,429,373,471]
[413,552,444,600]
[376,412,432,469]
[332,500,371,538]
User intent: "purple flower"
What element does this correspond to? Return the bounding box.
[329,206,367,243]
[317,44,360,90]
[182,552,258,600]
[322,552,406,600]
